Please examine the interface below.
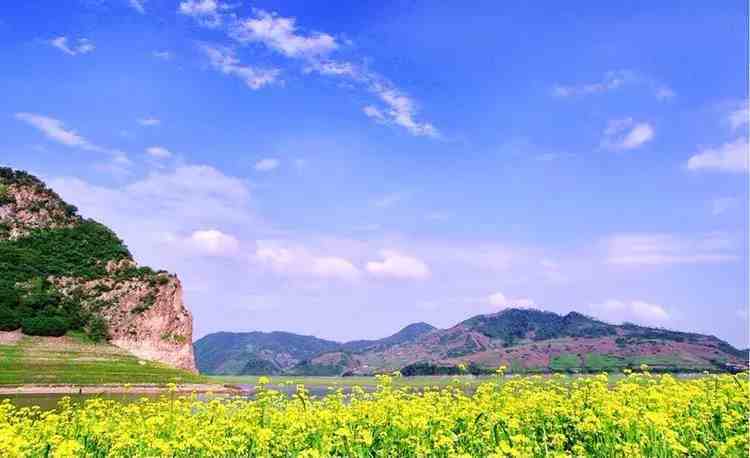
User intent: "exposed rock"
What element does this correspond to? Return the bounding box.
[105,276,196,372]
[0,183,79,240]
[0,167,197,372]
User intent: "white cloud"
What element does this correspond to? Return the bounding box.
[50,165,257,260]
[728,100,749,130]
[687,137,748,173]
[181,5,439,137]
[590,299,669,324]
[487,292,535,309]
[201,44,280,90]
[152,51,172,60]
[16,112,132,172]
[604,233,737,266]
[553,70,673,100]
[188,229,239,255]
[178,0,222,27]
[553,70,633,97]
[373,192,405,209]
[15,113,95,149]
[138,117,161,126]
[363,105,385,123]
[366,250,430,280]
[255,241,360,280]
[146,146,172,159]
[306,60,358,77]
[50,36,95,56]
[654,86,675,101]
[367,82,439,138]
[711,197,737,215]
[311,257,361,280]
[601,118,654,150]
[231,9,338,58]
[255,158,280,171]
[129,0,146,14]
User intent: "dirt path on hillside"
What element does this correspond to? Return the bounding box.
[0,330,23,344]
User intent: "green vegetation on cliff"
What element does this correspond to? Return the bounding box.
[0,167,160,341]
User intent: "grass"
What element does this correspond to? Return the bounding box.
[0,334,206,385]
[585,352,625,371]
[549,353,581,371]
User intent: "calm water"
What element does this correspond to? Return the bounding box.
[1,383,382,411]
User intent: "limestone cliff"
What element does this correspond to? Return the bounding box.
[0,168,197,372]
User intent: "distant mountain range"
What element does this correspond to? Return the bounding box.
[194,308,748,376]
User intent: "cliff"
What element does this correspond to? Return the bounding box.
[0,168,196,372]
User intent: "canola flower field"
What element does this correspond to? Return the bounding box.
[0,370,747,457]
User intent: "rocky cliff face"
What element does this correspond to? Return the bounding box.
[0,168,197,372]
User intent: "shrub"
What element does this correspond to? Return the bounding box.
[86,315,109,343]
[132,291,156,314]
[21,315,70,337]
[0,183,12,206]
[0,306,21,331]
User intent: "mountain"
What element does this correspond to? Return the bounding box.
[341,322,436,353]
[0,168,197,372]
[194,331,341,374]
[194,322,437,375]
[195,308,747,376]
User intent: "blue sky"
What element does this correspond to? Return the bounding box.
[1,1,748,346]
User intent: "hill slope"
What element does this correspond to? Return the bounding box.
[0,168,197,372]
[344,308,748,375]
[194,331,341,375]
[196,308,747,375]
[194,323,436,375]
[0,331,203,385]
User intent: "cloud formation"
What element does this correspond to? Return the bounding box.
[129,0,146,14]
[178,0,223,27]
[254,158,280,171]
[138,117,161,126]
[601,118,654,150]
[255,241,360,281]
[487,292,535,309]
[152,51,172,60]
[687,137,748,173]
[181,3,438,137]
[604,233,737,266]
[553,70,674,100]
[146,146,172,159]
[50,37,94,56]
[188,229,240,256]
[230,9,337,58]
[15,112,130,170]
[366,250,430,279]
[201,44,280,90]
[590,299,669,325]
[728,100,749,130]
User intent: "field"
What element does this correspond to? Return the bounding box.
[0,332,205,385]
[1,370,747,457]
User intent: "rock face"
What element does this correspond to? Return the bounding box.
[0,168,197,372]
[105,275,196,372]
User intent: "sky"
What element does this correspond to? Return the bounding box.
[1,1,748,347]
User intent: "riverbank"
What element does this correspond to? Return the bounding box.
[0,383,242,395]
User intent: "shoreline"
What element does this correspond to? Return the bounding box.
[0,383,244,396]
